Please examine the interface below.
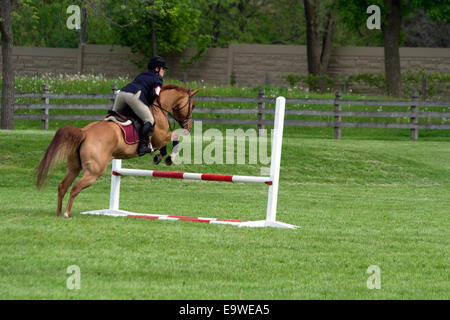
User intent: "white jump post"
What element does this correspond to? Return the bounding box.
[109,158,121,211]
[263,96,292,228]
[81,97,297,229]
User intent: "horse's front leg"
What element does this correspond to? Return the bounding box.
[165,131,180,166]
[153,145,167,165]
[152,130,174,165]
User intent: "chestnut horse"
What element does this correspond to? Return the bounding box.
[35,84,199,217]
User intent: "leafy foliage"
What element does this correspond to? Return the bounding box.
[11,0,449,51]
[282,74,336,92]
[192,0,307,47]
[13,0,117,47]
[281,70,450,99]
[411,0,450,23]
[111,0,201,57]
[347,70,450,98]
[349,72,386,91]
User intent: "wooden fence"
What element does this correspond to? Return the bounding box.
[7,85,450,140]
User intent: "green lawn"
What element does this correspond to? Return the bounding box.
[0,129,448,299]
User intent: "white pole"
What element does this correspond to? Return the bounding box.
[265,97,285,223]
[109,159,122,211]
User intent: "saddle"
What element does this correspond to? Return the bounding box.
[104,109,142,145]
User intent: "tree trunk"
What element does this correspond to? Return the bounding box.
[80,7,87,44]
[303,0,335,90]
[0,0,15,130]
[320,12,335,75]
[383,0,402,96]
[304,0,321,75]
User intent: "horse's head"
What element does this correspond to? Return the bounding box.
[160,85,199,133]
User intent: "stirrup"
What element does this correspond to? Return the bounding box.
[138,146,152,156]
[149,141,155,153]
[138,141,154,156]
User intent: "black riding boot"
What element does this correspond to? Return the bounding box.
[138,122,155,156]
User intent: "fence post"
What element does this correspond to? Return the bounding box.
[333,91,342,139]
[257,88,265,136]
[111,84,118,107]
[410,91,419,141]
[41,84,49,130]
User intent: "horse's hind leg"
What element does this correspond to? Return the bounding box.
[63,171,99,218]
[57,155,81,216]
[62,154,109,218]
[57,170,80,217]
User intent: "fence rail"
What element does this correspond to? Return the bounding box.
[5,85,450,140]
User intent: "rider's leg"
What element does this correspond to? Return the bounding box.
[124,91,156,156]
[112,91,128,113]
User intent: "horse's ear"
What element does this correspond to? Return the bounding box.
[190,89,200,96]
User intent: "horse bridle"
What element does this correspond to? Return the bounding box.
[151,89,193,131]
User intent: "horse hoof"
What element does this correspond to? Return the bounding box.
[153,154,162,165]
[64,212,71,218]
[165,156,173,166]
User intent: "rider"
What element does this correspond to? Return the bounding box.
[113,56,168,156]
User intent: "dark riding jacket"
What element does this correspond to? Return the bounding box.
[121,71,163,106]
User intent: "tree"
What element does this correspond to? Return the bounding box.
[193,0,306,47]
[337,0,410,96]
[383,0,402,96]
[405,0,450,47]
[338,0,448,96]
[1,0,16,130]
[262,0,306,45]
[13,0,126,48]
[412,0,450,24]
[403,10,450,47]
[107,0,201,60]
[303,0,336,89]
[13,0,80,48]
[11,0,205,70]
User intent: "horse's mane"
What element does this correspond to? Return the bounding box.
[162,84,189,93]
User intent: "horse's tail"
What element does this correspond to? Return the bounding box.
[35,126,84,190]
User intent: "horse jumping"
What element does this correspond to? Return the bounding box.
[35,84,199,218]
[81,97,297,229]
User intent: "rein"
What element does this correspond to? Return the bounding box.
[151,89,192,131]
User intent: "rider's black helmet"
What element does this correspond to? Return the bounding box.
[147,56,168,71]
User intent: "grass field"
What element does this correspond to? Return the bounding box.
[0,128,448,299]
